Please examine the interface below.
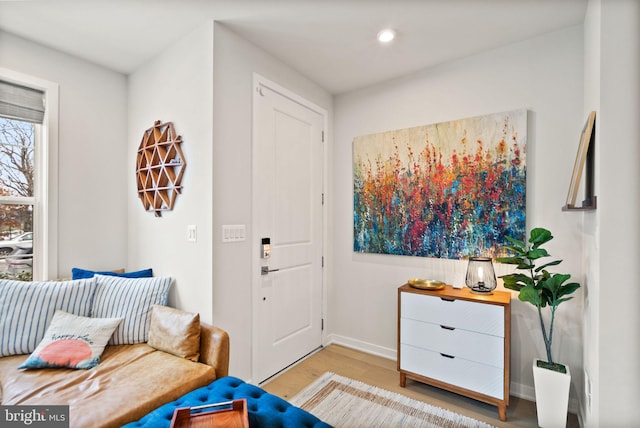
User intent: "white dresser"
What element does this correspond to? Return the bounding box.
[397,284,511,421]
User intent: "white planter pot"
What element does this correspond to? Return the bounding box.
[533,360,571,428]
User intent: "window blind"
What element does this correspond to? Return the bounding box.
[0,80,45,124]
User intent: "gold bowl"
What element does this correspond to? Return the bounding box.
[407,278,445,290]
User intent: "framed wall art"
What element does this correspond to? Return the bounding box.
[353,109,527,260]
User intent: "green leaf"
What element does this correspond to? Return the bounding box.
[519,285,542,307]
[504,235,526,252]
[535,259,562,272]
[502,282,523,292]
[501,273,534,287]
[527,248,549,260]
[549,273,572,289]
[557,282,581,298]
[516,261,535,270]
[502,246,524,256]
[495,256,524,265]
[555,297,574,305]
[538,270,552,281]
[540,276,559,294]
[530,228,553,247]
[540,275,580,307]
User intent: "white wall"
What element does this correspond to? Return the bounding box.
[331,26,586,408]
[127,21,333,380]
[0,31,128,278]
[211,22,332,379]
[582,0,640,425]
[582,0,600,424]
[127,23,215,321]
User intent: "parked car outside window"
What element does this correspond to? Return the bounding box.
[0,232,32,256]
[6,244,33,274]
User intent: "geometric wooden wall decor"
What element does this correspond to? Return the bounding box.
[136,120,186,217]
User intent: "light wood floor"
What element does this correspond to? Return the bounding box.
[261,344,580,428]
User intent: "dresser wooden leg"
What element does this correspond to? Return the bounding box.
[498,403,507,421]
[399,372,406,387]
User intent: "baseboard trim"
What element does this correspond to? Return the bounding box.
[325,333,396,361]
[324,333,580,415]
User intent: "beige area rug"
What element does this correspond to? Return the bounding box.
[290,372,497,428]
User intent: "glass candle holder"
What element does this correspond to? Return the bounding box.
[465,256,497,294]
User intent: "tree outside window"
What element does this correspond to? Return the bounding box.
[0,117,35,280]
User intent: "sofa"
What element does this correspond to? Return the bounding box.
[0,274,230,428]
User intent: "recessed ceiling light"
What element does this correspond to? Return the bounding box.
[377,29,396,44]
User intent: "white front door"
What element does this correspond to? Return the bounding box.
[252,75,325,384]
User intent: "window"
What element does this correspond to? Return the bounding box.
[0,70,58,281]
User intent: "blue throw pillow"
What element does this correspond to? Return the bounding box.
[72,267,153,280]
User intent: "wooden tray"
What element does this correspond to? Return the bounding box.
[170,399,249,428]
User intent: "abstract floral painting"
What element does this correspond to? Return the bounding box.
[353,109,526,259]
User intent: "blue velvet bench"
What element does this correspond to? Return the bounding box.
[124,376,331,428]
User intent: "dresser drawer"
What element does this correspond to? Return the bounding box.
[400,343,504,399]
[400,318,504,368]
[401,291,504,336]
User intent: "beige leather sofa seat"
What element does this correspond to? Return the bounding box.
[0,323,229,428]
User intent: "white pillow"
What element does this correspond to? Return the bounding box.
[0,278,97,357]
[91,275,173,345]
[19,310,122,370]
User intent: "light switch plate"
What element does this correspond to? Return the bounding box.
[222,224,246,242]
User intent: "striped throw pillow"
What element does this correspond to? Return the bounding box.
[0,278,97,357]
[91,275,173,345]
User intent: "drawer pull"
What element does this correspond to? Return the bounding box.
[440,297,455,302]
[440,353,455,359]
[440,325,455,331]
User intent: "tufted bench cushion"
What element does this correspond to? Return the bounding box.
[123,376,331,428]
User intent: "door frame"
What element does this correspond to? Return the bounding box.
[251,73,329,383]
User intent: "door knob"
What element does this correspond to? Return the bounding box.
[261,266,280,275]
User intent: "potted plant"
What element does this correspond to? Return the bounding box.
[496,227,580,428]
